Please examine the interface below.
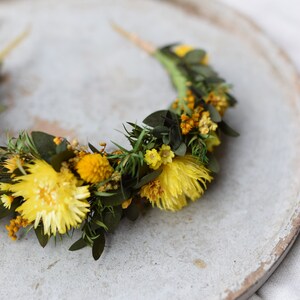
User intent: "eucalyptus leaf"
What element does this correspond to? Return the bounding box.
[31,131,56,162]
[207,154,220,173]
[207,104,222,123]
[50,150,75,172]
[125,203,139,221]
[219,121,239,137]
[69,238,87,251]
[92,232,105,261]
[184,49,206,64]
[103,206,122,233]
[143,110,169,128]
[190,65,217,78]
[133,169,162,189]
[34,225,49,248]
[174,142,187,156]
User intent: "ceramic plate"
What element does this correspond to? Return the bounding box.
[0,0,299,299]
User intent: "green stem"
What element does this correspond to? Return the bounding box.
[154,50,191,115]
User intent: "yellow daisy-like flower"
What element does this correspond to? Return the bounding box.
[141,155,212,211]
[76,153,114,184]
[144,149,162,170]
[159,144,175,165]
[10,160,90,236]
[3,155,24,174]
[1,194,14,209]
[0,182,11,192]
[199,111,218,135]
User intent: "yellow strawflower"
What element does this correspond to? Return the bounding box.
[1,194,14,209]
[159,144,175,165]
[140,155,212,211]
[144,149,162,170]
[3,155,24,173]
[76,153,114,183]
[10,160,90,236]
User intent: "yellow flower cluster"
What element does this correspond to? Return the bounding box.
[1,194,14,209]
[198,111,218,135]
[141,155,212,211]
[76,153,114,183]
[6,215,29,241]
[144,145,175,170]
[205,91,229,116]
[3,154,24,174]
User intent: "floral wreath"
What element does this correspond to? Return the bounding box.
[0,25,238,260]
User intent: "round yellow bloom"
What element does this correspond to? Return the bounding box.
[141,155,212,211]
[76,153,114,183]
[1,194,14,209]
[159,144,175,165]
[10,160,90,236]
[144,149,162,170]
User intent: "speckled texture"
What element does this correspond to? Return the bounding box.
[0,0,299,299]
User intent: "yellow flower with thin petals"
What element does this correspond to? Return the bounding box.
[141,155,212,211]
[144,149,162,170]
[3,155,24,173]
[10,160,90,236]
[159,144,175,165]
[76,153,113,183]
[1,194,14,209]
[0,182,11,192]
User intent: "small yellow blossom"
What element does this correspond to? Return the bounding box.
[199,111,218,135]
[159,144,175,165]
[10,159,90,236]
[205,132,221,152]
[174,45,194,57]
[141,155,212,211]
[53,137,63,145]
[5,215,29,241]
[122,199,132,209]
[1,194,14,209]
[76,153,114,183]
[3,155,23,174]
[144,149,162,170]
[205,91,229,116]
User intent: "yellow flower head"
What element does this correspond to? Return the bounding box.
[174,44,194,57]
[159,144,175,165]
[141,155,212,211]
[144,149,162,170]
[10,160,90,236]
[199,111,218,135]
[205,91,229,116]
[3,155,23,174]
[1,194,14,209]
[122,198,132,209]
[76,153,114,183]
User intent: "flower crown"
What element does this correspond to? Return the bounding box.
[0,25,238,260]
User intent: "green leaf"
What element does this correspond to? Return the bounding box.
[31,131,56,162]
[143,110,169,128]
[92,232,105,261]
[152,126,169,138]
[207,154,220,173]
[207,104,222,123]
[100,188,131,206]
[55,139,68,154]
[174,142,187,156]
[103,206,122,233]
[133,169,162,189]
[88,143,100,153]
[184,49,206,64]
[50,150,75,172]
[219,121,239,137]
[34,225,49,248]
[190,65,217,78]
[69,238,87,251]
[124,203,139,221]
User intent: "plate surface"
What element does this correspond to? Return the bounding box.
[0,0,299,299]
